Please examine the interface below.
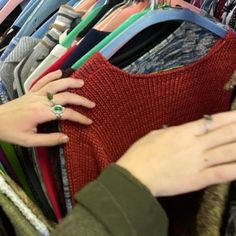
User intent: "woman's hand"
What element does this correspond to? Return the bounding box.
[0,70,95,147]
[117,111,236,197]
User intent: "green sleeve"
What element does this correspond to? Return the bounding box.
[52,164,168,236]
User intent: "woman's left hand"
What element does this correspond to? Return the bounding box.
[0,70,95,147]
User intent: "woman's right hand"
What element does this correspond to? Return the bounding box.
[117,111,236,197]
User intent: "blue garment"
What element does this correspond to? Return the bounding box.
[0,0,8,10]
[13,0,40,28]
[32,0,78,39]
[0,0,68,61]
[32,14,57,39]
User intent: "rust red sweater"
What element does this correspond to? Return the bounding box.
[61,31,236,196]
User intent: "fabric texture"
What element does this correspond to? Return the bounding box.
[0,36,39,99]
[124,22,219,74]
[0,172,53,236]
[15,4,81,87]
[61,31,236,235]
[30,44,77,89]
[60,29,110,70]
[52,164,168,236]
[14,4,81,96]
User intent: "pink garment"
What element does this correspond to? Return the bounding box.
[0,0,24,24]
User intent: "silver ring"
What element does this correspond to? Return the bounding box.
[51,105,65,120]
[203,114,213,134]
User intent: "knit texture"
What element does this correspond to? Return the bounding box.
[61,31,236,234]
[61,31,236,193]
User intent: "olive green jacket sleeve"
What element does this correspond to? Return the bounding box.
[52,164,168,236]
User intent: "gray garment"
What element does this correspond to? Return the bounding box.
[0,36,39,99]
[59,146,72,213]
[124,22,219,74]
[15,4,81,91]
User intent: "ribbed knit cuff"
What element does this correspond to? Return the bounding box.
[76,164,168,236]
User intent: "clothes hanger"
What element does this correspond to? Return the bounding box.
[60,0,124,48]
[71,9,149,69]
[100,7,227,59]
[72,3,227,69]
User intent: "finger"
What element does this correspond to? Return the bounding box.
[182,111,236,136]
[38,105,93,125]
[30,70,62,92]
[23,133,69,147]
[53,92,96,108]
[200,123,236,149]
[61,108,93,125]
[199,163,236,187]
[41,78,84,94]
[202,142,236,167]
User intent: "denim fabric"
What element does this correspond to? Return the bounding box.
[0,0,8,10]
[124,22,219,74]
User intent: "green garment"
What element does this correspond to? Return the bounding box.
[52,164,168,236]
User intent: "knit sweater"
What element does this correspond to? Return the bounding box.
[61,30,236,193]
[61,31,236,233]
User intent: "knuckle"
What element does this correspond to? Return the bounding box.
[213,168,229,182]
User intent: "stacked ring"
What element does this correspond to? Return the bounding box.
[47,93,65,120]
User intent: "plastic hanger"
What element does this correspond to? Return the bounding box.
[71,9,149,69]
[0,0,24,25]
[61,0,124,48]
[100,7,227,59]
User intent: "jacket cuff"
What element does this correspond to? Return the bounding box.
[75,164,168,236]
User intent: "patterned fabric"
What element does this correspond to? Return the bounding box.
[0,78,9,104]
[0,172,54,236]
[0,36,39,99]
[124,22,219,74]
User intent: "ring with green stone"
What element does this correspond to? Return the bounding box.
[47,92,55,106]
[51,105,65,120]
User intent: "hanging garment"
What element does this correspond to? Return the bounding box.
[0,147,18,183]
[16,147,56,222]
[0,36,39,100]
[0,172,54,236]
[60,31,236,234]
[0,78,9,104]
[14,4,81,90]
[124,22,219,73]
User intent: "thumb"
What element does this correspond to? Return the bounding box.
[24,133,69,147]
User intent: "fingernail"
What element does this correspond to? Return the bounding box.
[90,102,96,108]
[61,135,69,143]
[87,119,93,124]
[76,79,84,87]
